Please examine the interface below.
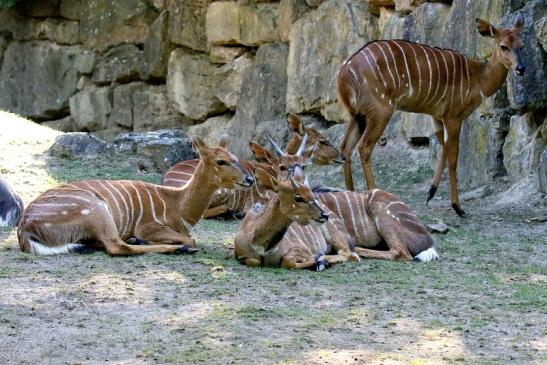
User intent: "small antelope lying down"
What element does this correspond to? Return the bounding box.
[162,114,344,218]
[0,177,24,227]
[234,169,359,271]
[268,137,439,262]
[18,136,254,256]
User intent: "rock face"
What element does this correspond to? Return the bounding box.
[228,42,289,158]
[0,0,545,201]
[0,41,80,119]
[48,132,109,158]
[286,0,379,122]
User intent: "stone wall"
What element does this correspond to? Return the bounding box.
[0,0,545,193]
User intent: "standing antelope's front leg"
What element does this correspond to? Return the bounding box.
[444,120,466,217]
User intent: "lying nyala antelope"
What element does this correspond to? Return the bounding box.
[162,114,343,218]
[18,136,254,256]
[234,169,359,271]
[0,177,24,227]
[267,137,439,262]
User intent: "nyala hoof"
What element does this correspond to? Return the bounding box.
[314,251,328,272]
[425,185,437,206]
[127,237,149,245]
[174,245,199,255]
[451,203,467,218]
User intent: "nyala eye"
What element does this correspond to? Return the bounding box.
[501,45,510,51]
[216,160,228,166]
[294,196,305,203]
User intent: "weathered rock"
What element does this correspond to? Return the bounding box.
[380,6,405,39]
[227,42,289,158]
[42,18,79,44]
[69,86,112,131]
[168,0,212,52]
[214,54,254,111]
[151,0,167,11]
[22,0,59,18]
[133,85,188,131]
[167,48,226,121]
[395,0,425,15]
[140,11,175,80]
[503,113,545,184]
[305,0,326,7]
[206,2,280,46]
[74,51,95,74]
[286,0,379,122]
[0,41,80,119]
[0,36,8,64]
[367,0,395,6]
[187,115,232,144]
[400,2,451,46]
[111,129,196,172]
[254,117,291,150]
[209,46,247,64]
[279,0,310,43]
[79,0,156,52]
[48,132,109,159]
[109,82,146,129]
[535,16,547,53]
[42,116,76,132]
[539,149,547,194]
[426,220,449,234]
[60,0,80,20]
[92,44,142,84]
[504,2,547,112]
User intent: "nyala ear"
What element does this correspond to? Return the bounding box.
[513,11,524,32]
[476,18,499,38]
[191,136,207,153]
[218,134,230,148]
[288,114,305,135]
[249,141,274,164]
[254,167,278,191]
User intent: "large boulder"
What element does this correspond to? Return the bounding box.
[92,44,142,84]
[109,82,147,130]
[206,2,280,46]
[400,2,451,46]
[279,0,310,43]
[41,18,80,45]
[140,11,175,80]
[79,0,156,52]
[286,0,379,122]
[0,41,80,119]
[539,149,547,194]
[48,132,109,159]
[111,129,196,172]
[214,53,254,111]
[167,48,226,121]
[69,85,112,131]
[168,0,212,52]
[187,115,232,145]
[227,42,289,158]
[60,0,81,20]
[209,46,247,64]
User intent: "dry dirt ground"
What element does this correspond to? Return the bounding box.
[0,112,545,365]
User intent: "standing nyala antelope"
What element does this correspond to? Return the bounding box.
[337,13,526,217]
[234,169,359,271]
[162,114,344,218]
[18,136,254,256]
[0,177,24,227]
[267,137,439,262]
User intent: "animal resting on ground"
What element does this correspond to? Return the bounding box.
[17,136,254,256]
[266,137,439,264]
[0,177,24,228]
[337,13,526,217]
[162,114,344,219]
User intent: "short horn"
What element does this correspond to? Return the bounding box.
[268,135,286,157]
[296,133,308,157]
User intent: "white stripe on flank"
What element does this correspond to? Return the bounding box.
[374,43,397,91]
[343,192,358,236]
[29,239,83,256]
[390,41,413,96]
[419,45,433,108]
[449,51,457,111]
[96,180,123,231]
[144,187,161,224]
[464,57,471,99]
[410,44,421,99]
[361,49,379,84]
[385,42,401,91]
[118,183,135,234]
[106,181,130,236]
[153,185,168,223]
[167,170,194,177]
[352,192,368,235]
[414,246,440,262]
[429,48,441,105]
[32,203,77,207]
[458,54,465,105]
[385,201,404,209]
[438,51,450,105]
[44,194,90,203]
[131,182,144,227]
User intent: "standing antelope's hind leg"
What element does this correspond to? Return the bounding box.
[426,119,447,205]
[340,114,366,191]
